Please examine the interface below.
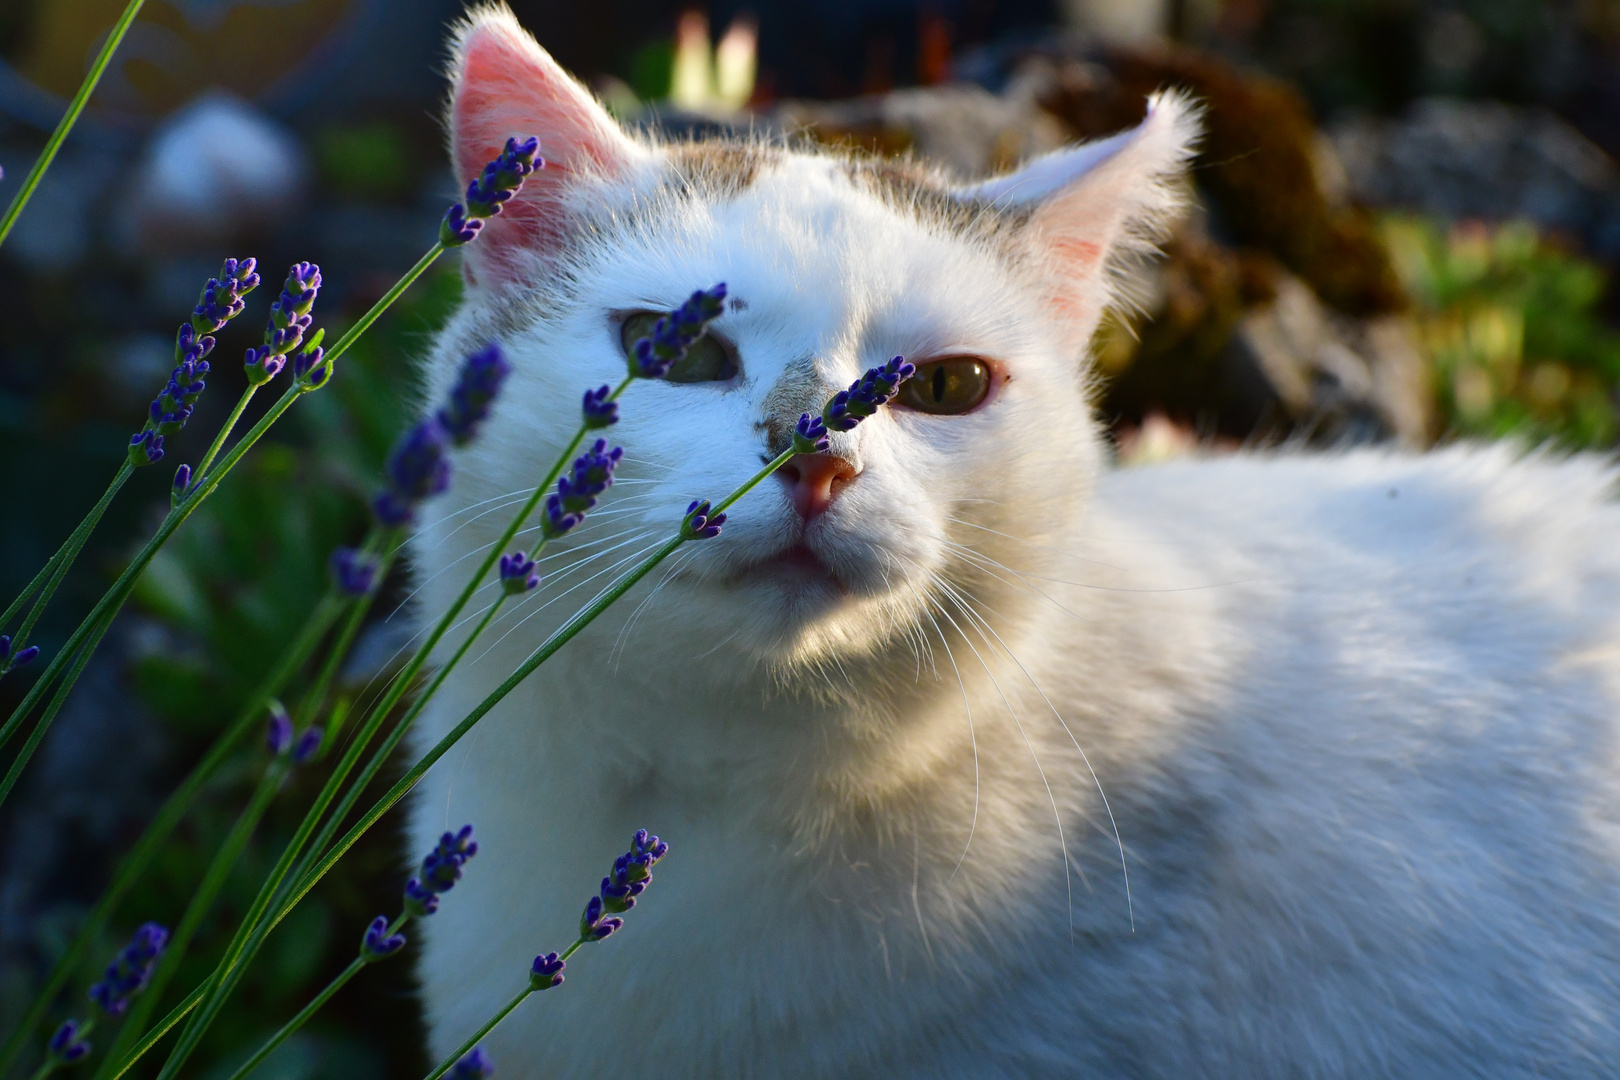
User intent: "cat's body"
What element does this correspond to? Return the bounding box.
[406,8,1620,1076]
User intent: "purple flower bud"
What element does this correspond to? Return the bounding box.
[498,551,540,595]
[581,385,618,429]
[437,344,510,446]
[402,877,439,918]
[265,702,293,756]
[440,203,483,247]
[359,915,406,961]
[47,1019,91,1064]
[192,257,260,333]
[291,726,323,764]
[540,495,582,540]
[172,464,192,498]
[89,923,168,1017]
[293,344,329,389]
[822,356,915,432]
[681,500,725,541]
[10,646,40,668]
[793,412,830,455]
[129,430,164,467]
[329,547,378,597]
[528,953,565,991]
[579,895,622,941]
[450,1046,496,1080]
[629,285,728,379]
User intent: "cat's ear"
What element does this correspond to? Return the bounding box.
[956,92,1200,350]
[447,4,646,288]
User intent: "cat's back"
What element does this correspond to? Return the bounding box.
[1061,444,1620,1076]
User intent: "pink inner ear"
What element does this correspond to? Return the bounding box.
[451,17,635,259]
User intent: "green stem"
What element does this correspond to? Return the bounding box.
[92,761,289,1080]
[0,235,446,808]
[191,388,257,484]
[26,1018,94,1080]
[10,463,133,653]
[0,0,149,252]
[0,593,343,1080]
[99,985,204,1080]
[275,442,805,922]
[0,382,301,812]
[0,604,114,814]
[148,379,638,1076]
[420,936,586,1080]
[324,245,444,369]
[222,913,408,1080]
[152,595,507,1080]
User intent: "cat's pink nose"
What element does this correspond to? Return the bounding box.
[777,454,858,519]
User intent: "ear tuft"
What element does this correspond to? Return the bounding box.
[959,91,1202,349]
[446,4,644,287]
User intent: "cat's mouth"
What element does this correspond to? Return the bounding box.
[726,541,850,595]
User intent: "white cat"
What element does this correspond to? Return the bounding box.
[405,7,1620,1076]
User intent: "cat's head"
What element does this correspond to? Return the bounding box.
[418,5,1198,679]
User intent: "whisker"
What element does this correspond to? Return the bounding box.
[923,569,1076,944]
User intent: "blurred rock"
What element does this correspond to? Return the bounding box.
[0,620,170,981]
[125,91,309,254]
[0,142,119,273]
[774,66,1068,179]
[1331,99,1620,262]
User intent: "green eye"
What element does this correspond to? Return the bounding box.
[895,357,992,414]
[620,311,737,383]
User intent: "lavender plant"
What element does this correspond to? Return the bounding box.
[421,832,669,1080]
[0,133,546,1080]
[219,827,480,1080]
[2,41,926,1079]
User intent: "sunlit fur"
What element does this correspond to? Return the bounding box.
[404,9,1620,1077]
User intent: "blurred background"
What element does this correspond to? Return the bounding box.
[3,0,1620,1076]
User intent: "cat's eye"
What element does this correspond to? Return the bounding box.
[895,357,993,415]
[620,311,737,383]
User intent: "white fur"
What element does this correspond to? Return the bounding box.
[404,12,1620,1076]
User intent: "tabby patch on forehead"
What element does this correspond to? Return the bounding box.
[844,155,1034,248]
[666,141,774,198]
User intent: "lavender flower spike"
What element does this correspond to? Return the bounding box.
[360,916,407,962]
[630,285,728,379]
[822,356,916,432]
[89,923,168,1016]
[245,262,323,386]
[403,824,478,918]
[581,829,670,939]
[451,1047,496,1080]
[541,439,623,540]
[499,551,540,595]
[437,344,511,445]
[529,952,565,991]
[47,1020,92,1064]
[372,420,452,528]
[440,135,544,248]
[129,258,258,465]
